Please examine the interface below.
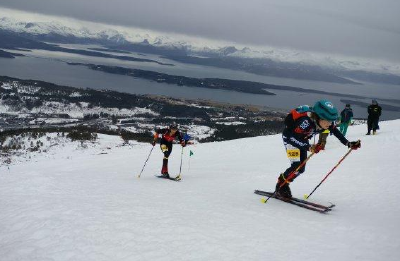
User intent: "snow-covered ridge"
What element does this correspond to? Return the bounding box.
[0,82,158,118]
[0,17,128,44]
[1,15,400,75]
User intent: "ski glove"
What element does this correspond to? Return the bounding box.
[180,140,186,147]
[152,133,159,146]
[347,140,361,150]
[310,143,324,154]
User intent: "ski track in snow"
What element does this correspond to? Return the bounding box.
[1,121,400,261]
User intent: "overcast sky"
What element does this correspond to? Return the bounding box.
[1,0,399,62]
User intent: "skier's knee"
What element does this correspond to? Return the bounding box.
[161,144,168,153]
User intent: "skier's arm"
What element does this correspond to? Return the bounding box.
[176,131,186,146]
[153,128,168,145]
[330,125,361,149]
[330,125,349,146]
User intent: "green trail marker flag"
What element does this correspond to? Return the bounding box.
[188,150,194,171]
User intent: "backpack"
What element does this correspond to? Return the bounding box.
[284,105,312,130]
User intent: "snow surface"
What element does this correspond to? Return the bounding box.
[1,121,400,261]
[0,98,159,119]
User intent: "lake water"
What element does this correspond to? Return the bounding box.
[1,47,400,120]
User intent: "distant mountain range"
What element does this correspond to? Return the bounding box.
[1,16,399,85]
[0,17,129,45]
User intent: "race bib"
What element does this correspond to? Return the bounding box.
[286,149,300,159]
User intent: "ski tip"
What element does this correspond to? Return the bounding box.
[322,208,332,213]
[303,194,309,200]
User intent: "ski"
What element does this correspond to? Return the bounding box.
[279,198,330,213]
[255,190,331,213]
[155,175,181,181]
[254,190,333,213]
[255,190,335,209]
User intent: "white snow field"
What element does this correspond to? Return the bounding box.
[1,121,399,261]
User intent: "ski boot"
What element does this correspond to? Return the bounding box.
[275,174,292,200]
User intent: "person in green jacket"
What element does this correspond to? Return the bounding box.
[339,104,353,136]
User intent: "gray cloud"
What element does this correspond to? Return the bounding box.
[0,0,399,62]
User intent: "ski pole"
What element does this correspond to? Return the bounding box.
[304,147,355,199]
[262,152,315,203]
[137,145,155,178]
[176,146,184,180]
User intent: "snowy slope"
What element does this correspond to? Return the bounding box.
[1,121,399,261]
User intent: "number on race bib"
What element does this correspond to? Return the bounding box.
[287,149,300,159]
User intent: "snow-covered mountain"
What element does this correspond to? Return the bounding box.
[1,16,400,76]
[0,17,129,45]
[0,119,399,260]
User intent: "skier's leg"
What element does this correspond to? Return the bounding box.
[367,118,372,135]
[160,142,172,175]
[276,144,307,198]
[342,122,349,136]
[282,146,307,179]
[372,118,378,134]
[339,123,345,134]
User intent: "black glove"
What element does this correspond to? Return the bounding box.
[347,140,361,150]
[180,140,186,147]
[151,140,157,146]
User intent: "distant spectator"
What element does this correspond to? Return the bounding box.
[367,99,382,135]
[339,104,353,136]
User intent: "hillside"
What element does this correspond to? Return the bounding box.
[0,121,399,260]
[0,76,285,143]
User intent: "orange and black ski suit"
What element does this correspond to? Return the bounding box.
[154,128,185,174]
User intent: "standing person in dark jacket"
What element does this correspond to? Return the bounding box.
[275,100,361,199]
[152,122,186,178]
[367,100,382,135]
[339,104,353,136]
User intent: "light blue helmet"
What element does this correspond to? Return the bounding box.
[313,100,338,121]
